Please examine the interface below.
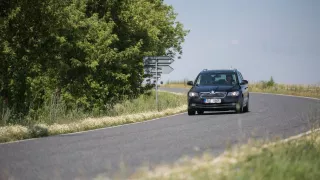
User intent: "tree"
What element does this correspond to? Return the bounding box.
[267,76,275,87]
[0,0,189,121]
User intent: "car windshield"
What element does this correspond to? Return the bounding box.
[195,72,238,86]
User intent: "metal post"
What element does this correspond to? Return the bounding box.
[143,56,174,112]
[155,57,158,111]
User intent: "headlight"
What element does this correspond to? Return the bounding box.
[227,91,240,96]
[188,92,199,97]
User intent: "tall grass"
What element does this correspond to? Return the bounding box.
[108,91,186,116]
[0,99,11,126]
[0,90,186,127]
[0,91,187,143]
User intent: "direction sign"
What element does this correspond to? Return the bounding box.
[157,66,173,74]
[144,56,174,63]
[145,70,162,74]
[143,56,175,111]
[144,61,173,65]
[144,64,171,69]
[144,68,161,73]
[144,63,172,66]
[144,57,174,65]
[148,72,162,75]
[146,67,173,74]
[144,56,173,60]
[146,67,162,70]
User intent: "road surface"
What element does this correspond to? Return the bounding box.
[0,88,319,179]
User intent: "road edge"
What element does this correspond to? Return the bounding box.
[1,89,319,145]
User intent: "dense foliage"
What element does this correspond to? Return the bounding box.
[0,0,189,123]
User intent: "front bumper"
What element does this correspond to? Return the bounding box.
[188,96,241,111]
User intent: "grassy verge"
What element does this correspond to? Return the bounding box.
[249,83,320,99]
[128,129,320,180]
[0,90,186,126]
[162,82,320,99]
[0,91,187,143]
[162,83,188,89]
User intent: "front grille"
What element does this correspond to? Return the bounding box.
[200,92,227,98]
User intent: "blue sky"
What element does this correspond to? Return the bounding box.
[161,0,320,85]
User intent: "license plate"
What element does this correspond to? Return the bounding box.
[204,99,221,103]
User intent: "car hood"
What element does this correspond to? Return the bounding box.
[190,85,240,92]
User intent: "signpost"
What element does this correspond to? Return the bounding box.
[143,56,175,111]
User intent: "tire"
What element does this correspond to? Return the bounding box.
[243,100,249,112]
[188,110,196,116]
[235,98,244,114]
[197,110,204,115]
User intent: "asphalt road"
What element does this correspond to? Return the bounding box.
[1,88,320,180]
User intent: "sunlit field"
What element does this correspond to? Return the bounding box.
[162,80,320,99]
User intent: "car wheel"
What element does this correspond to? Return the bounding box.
[243,100,249,112]
[236,98,244,114]
[197,110,204,115]
[188,110,196,116]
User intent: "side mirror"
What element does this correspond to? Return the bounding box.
[241,80,248,85]
[187,81,193,86]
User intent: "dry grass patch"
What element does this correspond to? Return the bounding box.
[48,105,187,136]
[249,83,320,99]
[0,125,31,143]
[127,129,320,180]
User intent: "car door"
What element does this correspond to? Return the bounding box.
[238,72,249,105]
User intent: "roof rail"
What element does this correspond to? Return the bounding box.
[229,67,237,71]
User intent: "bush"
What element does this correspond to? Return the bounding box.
[267,76,275,87]
[30,124,49,138]
[260,76,275,89]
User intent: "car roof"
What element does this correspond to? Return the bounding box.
[200,69,239,74]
